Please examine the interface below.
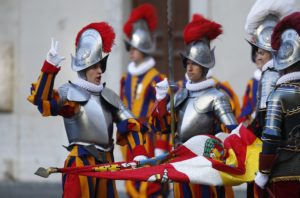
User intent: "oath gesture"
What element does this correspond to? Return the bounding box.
[46,38,65,67]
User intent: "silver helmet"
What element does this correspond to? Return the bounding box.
[71,28,107,72]
[180,39,215,69]
[125,19,155,54]
[273,29,300,70]
[247,14,279,51]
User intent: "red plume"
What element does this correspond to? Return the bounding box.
[75,22,115,53]
[183,14,223,45]
[271,12,300,50]
[123,3,157,38]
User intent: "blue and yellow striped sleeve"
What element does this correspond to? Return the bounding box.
[116,118,149,157]
[28,61,79,118]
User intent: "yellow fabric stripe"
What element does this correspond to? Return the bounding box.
[42,101,51,116]
[131,76,138,115]
[173,182,181,198]
[41,73,54,100]
[99,177,107,198]
[248,80,254,100]
[157,133,169,142]
[127,132,137,149]
[189,183,196,197]
[140,182,148,198]
[125,180,140,198]
[126,119,144,148]
[131,68,159,117]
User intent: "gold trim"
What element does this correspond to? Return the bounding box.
[271,176,300,182]
[286,107,300,116]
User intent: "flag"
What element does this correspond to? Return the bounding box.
[43,125,261,186]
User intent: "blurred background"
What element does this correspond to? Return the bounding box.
[0,0,299,197]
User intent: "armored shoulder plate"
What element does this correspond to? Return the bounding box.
[213,90,234,115]
[199,88,237,126]
[58,83,91,105]
[174,88,189,109]
[258,69,280,109]
[193,88,217,113]
[101,87,134,121]
[101,87,123,109]
[267,83,300,114]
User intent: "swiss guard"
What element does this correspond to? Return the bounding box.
[151,14,238,198]
[255,12,300,198]
[28,22,148,198]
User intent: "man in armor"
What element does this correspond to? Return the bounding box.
[244,1,295,197]
[244,0,295,138]
[254,12,300,197]
[151,14,238,198]
[119,4,169,198]
[27,22,148,198]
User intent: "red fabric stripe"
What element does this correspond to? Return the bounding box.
[132,145,148,158]
[63,160,82,198]
[41,61,60,73]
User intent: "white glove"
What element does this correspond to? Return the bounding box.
[46,38,65,67]
[155,78,169,101]
[154,148,166,157]
[254,172,269,189]
[133,155,148,161]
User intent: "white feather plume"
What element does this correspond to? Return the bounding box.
[245,0,296,35]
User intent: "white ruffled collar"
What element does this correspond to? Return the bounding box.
[262,59,274,72]
[253,68,262,80]
[72,78,104,93]
[276,71,300,85]
[127,57,155,76]
[186,78,215,92]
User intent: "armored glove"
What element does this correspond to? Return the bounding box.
[155,78,169,101]
[46,38,65,67]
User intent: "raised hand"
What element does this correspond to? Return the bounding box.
[46,38,65,67]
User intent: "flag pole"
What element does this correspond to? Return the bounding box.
[167,0,176,150]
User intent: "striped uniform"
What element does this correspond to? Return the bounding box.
[28,61,147,198]
[120,67,169,198]
[238,78,259,123]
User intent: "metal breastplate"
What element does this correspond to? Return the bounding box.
[175,88,215,143]
[60,84,113,147]
[264,82,300,148]
[176,88,236,143]
[258,68,280,109]
[177,96,214,143]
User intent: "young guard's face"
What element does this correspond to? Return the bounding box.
[186,59,205,83]
[86,62,102,85]
[129,47,145,65]
[256,48,272,69]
